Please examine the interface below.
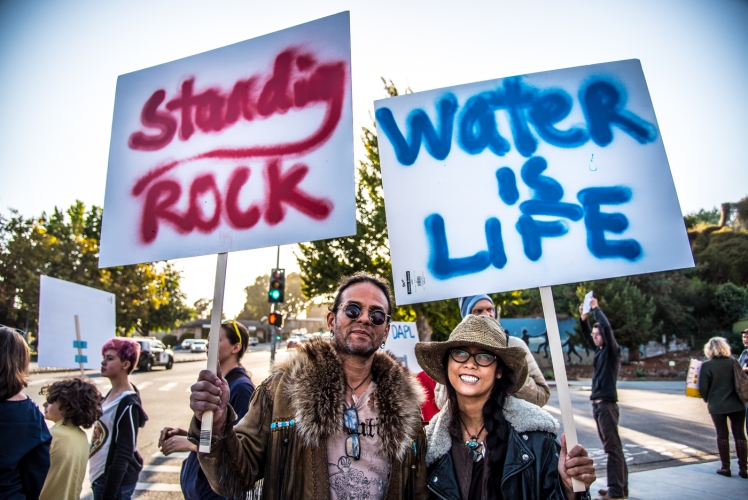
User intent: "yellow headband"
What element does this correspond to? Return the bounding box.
[223,320,242,346]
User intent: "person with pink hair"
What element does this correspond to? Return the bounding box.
[89,338,148,500]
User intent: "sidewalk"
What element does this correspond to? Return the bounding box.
[591,459,745,499]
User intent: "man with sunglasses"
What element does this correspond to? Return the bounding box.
[188,272,428,500]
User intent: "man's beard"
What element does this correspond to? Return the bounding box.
[332,331,378,358]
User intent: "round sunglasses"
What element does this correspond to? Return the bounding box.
[450,349,497,367]
[339,303,391,326]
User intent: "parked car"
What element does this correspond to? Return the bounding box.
[191,339,208,353]
[286,334,309,350]
[248,337,259,346]
[135,338,174,371]
[180,339,198,350]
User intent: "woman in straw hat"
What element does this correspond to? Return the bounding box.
[416,315,595,500]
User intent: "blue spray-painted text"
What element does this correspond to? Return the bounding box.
[425,156,642,280]
[376,77,657,165]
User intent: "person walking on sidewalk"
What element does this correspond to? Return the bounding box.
[579,298,628,500]
[738,329,748,436]
[699,336,748,478]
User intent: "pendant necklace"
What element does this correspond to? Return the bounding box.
[346,372,371,405]
[461,420,486,463]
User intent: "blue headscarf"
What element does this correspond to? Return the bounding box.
[458,294,494,318]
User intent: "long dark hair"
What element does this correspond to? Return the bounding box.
[0,327,29,400]
[444,351,518,492]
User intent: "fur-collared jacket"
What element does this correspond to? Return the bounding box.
[425,397,590,500]
[190,339,429,500]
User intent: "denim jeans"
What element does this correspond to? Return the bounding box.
[593,401,628,498]
[92,478,137,500]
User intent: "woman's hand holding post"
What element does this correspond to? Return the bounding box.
[558,434,596,500]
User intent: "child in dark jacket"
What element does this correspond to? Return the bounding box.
[89,338,148,500]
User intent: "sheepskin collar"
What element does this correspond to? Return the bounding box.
[425,396,559,466]
[275,339,424,461]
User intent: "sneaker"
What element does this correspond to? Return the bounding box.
[597,488,628,499]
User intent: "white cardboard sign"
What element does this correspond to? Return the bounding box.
[38,276,116,369]
[385,321,420,373]
[100,12,355,267]
[375,59,694,305]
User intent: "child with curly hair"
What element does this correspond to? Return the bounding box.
[39,377,103,500]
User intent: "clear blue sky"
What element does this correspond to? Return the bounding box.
[1,0,746,316]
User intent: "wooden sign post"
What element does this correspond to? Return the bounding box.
[199,253,229,453]
[539,286,584,492]
[74,315,85,377]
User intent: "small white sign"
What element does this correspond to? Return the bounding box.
[38,276,116,369]
[385,322,420,373]
[582,291,594,315]
[100,12,355,267]
[375,59,694,305]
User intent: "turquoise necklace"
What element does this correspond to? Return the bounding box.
[461,420,486,462]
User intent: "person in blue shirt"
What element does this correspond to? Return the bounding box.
[159,320,255,499]
[0,326,52,500]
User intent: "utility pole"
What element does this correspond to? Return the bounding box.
[269,245,280,367]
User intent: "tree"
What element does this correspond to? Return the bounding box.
[237,272,309,321]
[237,275,271,321]
[684,208,720,229]
[193,298,212,318]
[0,201,195,336]
[576,278,659,361]
[712,282,748,326]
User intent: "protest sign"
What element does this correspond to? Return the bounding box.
[375,59,693,306]
[385,322,420,373]
[38,276,116,370]
[685,359,702,398]
[100,12,355,268]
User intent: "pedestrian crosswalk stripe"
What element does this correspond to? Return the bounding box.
[186,386,192,393]
[27,378,49,386]
[151,451,190,458]
[135,482,182,492]
[138,382,153,390]
[143,465,182,473]
[159,382,178,391]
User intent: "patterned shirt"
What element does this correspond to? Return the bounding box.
[327,382,390,500]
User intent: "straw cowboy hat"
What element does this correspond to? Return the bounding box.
[415,315,528,393]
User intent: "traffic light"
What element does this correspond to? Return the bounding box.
[268,268,285,303]
[268,312,283,328]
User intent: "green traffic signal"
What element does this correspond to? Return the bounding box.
[267,268,285,303]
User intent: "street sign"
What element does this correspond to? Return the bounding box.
[100,12,355,267]
[38,276,116,370]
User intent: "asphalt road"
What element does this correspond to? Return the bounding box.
[25,349,719,499]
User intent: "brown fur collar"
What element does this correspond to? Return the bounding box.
[276,339,424,461]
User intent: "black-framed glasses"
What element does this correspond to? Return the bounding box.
[343,405,361,460]
[339,303,390,327]
[450,349,497,367]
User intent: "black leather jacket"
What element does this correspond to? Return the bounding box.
[425,398,590,500]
